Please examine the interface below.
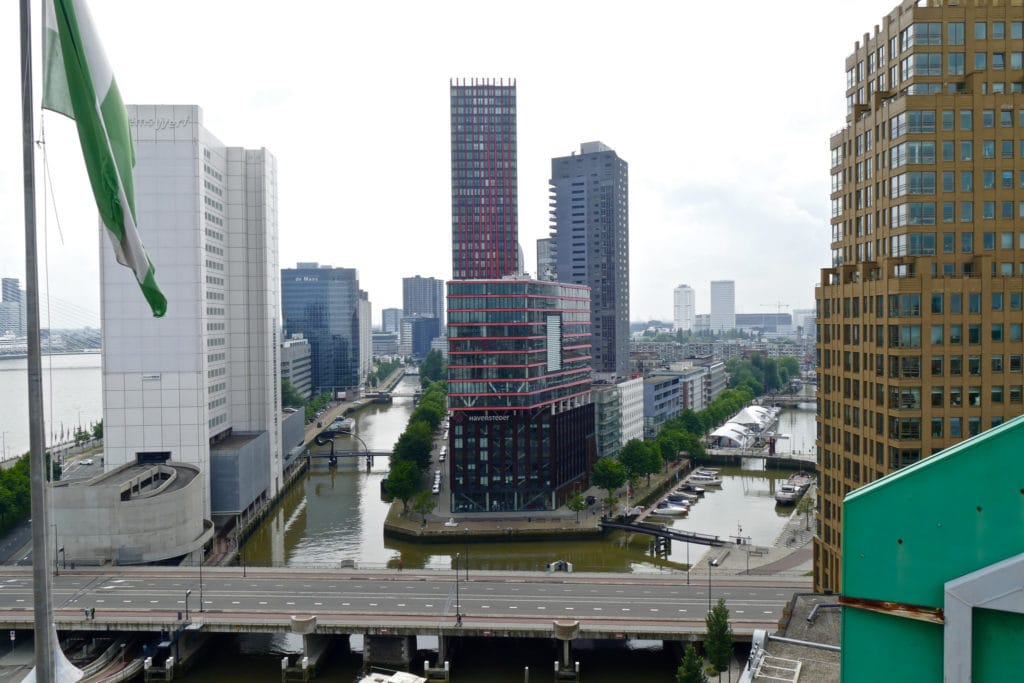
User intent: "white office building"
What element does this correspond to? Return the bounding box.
[710,280,735,332]
[618,376,644,445]
[101,105,280,520]
[673,284,696,332]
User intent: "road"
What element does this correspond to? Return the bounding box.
[0,567,802,639]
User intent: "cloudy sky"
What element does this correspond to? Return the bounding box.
[0,0,895,327]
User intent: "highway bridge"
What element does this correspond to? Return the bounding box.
[0,566,805,642]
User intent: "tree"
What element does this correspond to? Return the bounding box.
[384,460,421,513]
[618,440,652,485]
[796,491,815,530]
[392,421,434,471]
[705,597,734,677]
[412,490,436,525]
[676,643,708,683]
[281,378,305,408]
[566,492,587,524]
[590,457,626,513]
[92,420,103,440]
[419,349,446,387]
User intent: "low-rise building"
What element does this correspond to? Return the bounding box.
[281,336,312,400]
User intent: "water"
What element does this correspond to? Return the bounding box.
[0,353,102,460]
[0,363,815,680]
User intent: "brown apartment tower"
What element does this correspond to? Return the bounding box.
[816,0,1024,593]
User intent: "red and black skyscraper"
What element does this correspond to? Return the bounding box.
[450,78,518,280]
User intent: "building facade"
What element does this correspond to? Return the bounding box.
[281,263,363,396]
[550,142,630,376]
[815,0,1024,593]
[673,284,696,332]
[710,280,736,332]
[643,374,681,439]
[447,279,595,512]
[402,275,445,322]
[281,336,312,400]
[399,316,440,360]
[592,381,623,459]
[382,307,402,334]
[618,376,645,444]
[536,237,556,281]
[101,104,280,519]
[450,78,518,280]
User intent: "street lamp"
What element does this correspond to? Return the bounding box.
[464,528,469,581]
[348,432,372,470]
[184,589,192,620]
[454,552,461,625]
[708,562,713,614]
[198,551,205,613]
[51,524,58,576]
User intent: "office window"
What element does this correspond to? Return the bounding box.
[975,52,987,70]
[961,140,973,160]
[1002,110,1014,127]
[982,140,995,158]
[983,109,995,127]
[993,52,1006,70]
[983,170,996,188]
[993,292,1004,310]
[961,110,973,130]
[975,22,987,40]
[994,21,1005,39]
[992,354,1004,372]
[961,171,974,191]
[949,22,966,45]
[961,202,974,222]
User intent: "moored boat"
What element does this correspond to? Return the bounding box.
[650,500,689,516]
[775,471,814,504]
[687,472,722,486]
[357,668,427,683]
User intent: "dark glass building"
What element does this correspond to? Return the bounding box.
[550,142,630,376]
[450,78,518,280]
[447,279,595,512]
[281,263,362,395]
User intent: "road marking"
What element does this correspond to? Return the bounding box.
[425,604,433,608]
[122,600,131,603]
[286,602,295,606]
[736,610,745,614]
[565,607,574,611]
[651,609,659,613]
[150,601,159,604]
[95,600,104,604]
[369,603,378,607]
[397,603,405,607]
[621,608,630,612]
[232,601,240,605]
[763,610,773,614]
[259,601,267,606]
[510,606,517,610]
[537,606,546,610]
[342,602,350,606]
[481,605,489,609]
[678,609,687,613]
[314,602,323,606]
[16,599,24,603]
[593,607,602,611]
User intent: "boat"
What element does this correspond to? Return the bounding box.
[668,492,699,504]
[329,417,356,433]
[775,472,814,505]
[679,483,705,495]
[650,501,688,516]
[687,473,723,486]
[357,668,427,683]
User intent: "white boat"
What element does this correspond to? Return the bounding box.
[357,669,427,683]
[668,491,699,503]
[650,501,688,516]
[329,417,356,433]
[688,473,723,486]
[775,472,813,504]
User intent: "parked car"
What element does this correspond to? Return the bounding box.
[80,459,94,466]
[585,495,596,505]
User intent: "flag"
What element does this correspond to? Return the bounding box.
[42,0,166,317]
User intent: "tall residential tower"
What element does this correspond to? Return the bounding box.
[710,280,736,332]
[816,0,1024,593]
[550,142,630,376]
[450,78,518,280]
[673,284,696,332]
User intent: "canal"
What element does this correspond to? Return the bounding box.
[183,379,818,682]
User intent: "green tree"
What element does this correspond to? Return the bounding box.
[392,421,434,471]
[779,356,800,379]
[91,420,103,440]
[281,378,305,408]
[590,457,627,512]
[566,492,587,524]
[705,597,734,677]
[618,440,652,484]
[412,490,436,525]
[676,643,708,683]
[384,460,421,513]
[419,349,446,387]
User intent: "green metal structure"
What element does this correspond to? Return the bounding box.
[841,414,1024,681]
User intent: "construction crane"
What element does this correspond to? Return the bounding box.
[761,301,791,316]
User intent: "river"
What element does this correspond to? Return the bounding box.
[0,360,817,681]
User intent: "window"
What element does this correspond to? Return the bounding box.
[1011,323,1023,341]
[994,21,1005,39]
[982,140,995,158]
[1011,292,1022,310]
[951,293,962,312]
[975,21,987,40]
[1013,21,1023,40]
[1002,171,1013,188]
[931,355,944,376]
[950,417,962,438]
[943,232,955,253]
[969,324,981,344]
[1002,110,1014,127]
[931,325,944,344]
[948,53,965,75]
[950,324,963,344]
[969,355,982,375]
[961,202,974,222]
[983,109,995,127]
[993,53,1006,70]
[961,171,974,191]
[961,110,973,131]
[993,292,1004,310]
[993,354,1004,372]
[975,52,987,70]
[961,140,973,160]
[951,356,963,376]
[949,22,966,45]
[931,293,943,313]
[983,170,996,189]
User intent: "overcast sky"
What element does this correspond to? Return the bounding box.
[0,0,896,327]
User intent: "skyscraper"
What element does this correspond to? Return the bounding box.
[550,142,630,376]
[536,238,555,281]
[281,263,363,396]
[815,0,1024,593]
[402,275,445,322]
[673,284,696,332]
[381,308,402,334]
[101,105,280,518]
[450,78,518,280]
[709,280,735,332]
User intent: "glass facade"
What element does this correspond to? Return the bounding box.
[446,279,595,512]
[450,79,518,280]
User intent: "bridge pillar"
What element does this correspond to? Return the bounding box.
[363,634,416,670]
[552,621,580,678]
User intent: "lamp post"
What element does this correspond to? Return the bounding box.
[686,542,690,585]
[51,524,58,576]
[708,562,713,614]
[454,552,461,625]
[464,528,469,581]
[198,551,205,613]
[184,589,192,620]
[348,432,372,470]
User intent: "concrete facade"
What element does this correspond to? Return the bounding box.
[209,431,271,515]
[673,284,696,332]
[710,280,735,332]
[618,376,644,444]
[52,462,212,565]
[101,104,281,519]
[550,142,630,376]
[281,336,312,400]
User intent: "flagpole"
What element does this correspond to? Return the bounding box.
[20,0,57,680]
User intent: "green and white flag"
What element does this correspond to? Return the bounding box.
[42,0,166,317]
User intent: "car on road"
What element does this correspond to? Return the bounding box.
[80,459,94,465]
[585,495,596,505]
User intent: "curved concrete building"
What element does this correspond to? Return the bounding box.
[52,462,213,565]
